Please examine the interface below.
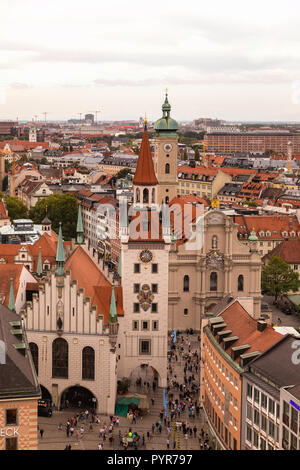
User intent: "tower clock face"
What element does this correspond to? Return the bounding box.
[164,143,173,152]
[139,249,153,263]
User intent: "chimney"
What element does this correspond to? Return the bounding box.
[257,320,267,332]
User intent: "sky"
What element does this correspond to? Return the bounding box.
[1,0,300,122]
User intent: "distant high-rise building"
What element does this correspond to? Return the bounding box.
[85,114,94,124]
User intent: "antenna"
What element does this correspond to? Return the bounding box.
[42,112,48,124]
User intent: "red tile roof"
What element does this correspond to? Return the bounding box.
[262,238,300,264]
[215,300,282,364]
[133,130,158,186]
[0,264,24,307]
[65,246,123,322]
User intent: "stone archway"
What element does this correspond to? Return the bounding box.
[129,364,160,392]
[60,385,97,411]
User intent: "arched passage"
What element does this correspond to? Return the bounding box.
[129,364,160,391]
[40,385,52,401]
[60,385,97,410]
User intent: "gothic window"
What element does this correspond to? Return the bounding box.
[143,188,149,204]
[82,346,95,380]
[212,235,218,249]
[136,188,140,203]
[210,272,218,292]
[29,343,38,376]
[165,163,170,174]
[183,275,190,292]
[238,275,244,292]
[52,338,68,378]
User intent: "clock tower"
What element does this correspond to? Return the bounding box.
[117,124,171,388]
[154,93,179,205]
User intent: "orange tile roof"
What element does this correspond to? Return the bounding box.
[65,246,123,322]
[262,238,300,264]
[0,201,9,220]
[0,264,24,307]
[215,300,282,364]
[233,215,300,239]
[133,130,158,186]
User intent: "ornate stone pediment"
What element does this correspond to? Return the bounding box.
[206,250,224,270]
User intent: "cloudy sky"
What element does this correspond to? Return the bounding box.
[1,0,300,122]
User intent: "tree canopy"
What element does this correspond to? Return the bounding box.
[5,196,28,220]
[262,255,300,301]
[29,193,78,240]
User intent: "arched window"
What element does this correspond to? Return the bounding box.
[136,188,140,203]
[29,343,38,376]
[165,196,169,204]
[210,272,218,292]
[143,188,149,204]
[152,188,155,204]
[52,338,68,378]
[238,275,244,292]
[183,275,190,292]
[82,347,95,380]
[165,163,170,174]
[184,308,188,316]
[212,235,218,249]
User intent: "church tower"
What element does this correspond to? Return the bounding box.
[153,92,179,205]
[132,120,158,208]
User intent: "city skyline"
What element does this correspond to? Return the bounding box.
[1,0,300,121]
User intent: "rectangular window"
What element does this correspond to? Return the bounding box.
[151,284,158,293]
[133,303,140,313]
[261,393,267,409]
[269,398,275,415]
[152,264,158,273]
[5,437,18,450]
[254,388,260,404]
[6,409,17,426]
[134,263,140,273]
[132,320,139,331]
[253,430,258,448]
[141,321,149,331]
[246,403,252,421]
[261,414,267,432]
[246,425,252,444]
[139,339,151,355]
[134,283,140,293]
[151,303,158,313]
[152,320,159,331]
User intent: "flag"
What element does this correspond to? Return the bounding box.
[163,388,168,417]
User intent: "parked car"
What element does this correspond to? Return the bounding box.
[38,399,52,417]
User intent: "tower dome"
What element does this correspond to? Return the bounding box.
[154,93,178,134]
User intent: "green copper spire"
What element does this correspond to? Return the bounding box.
[37,246,43,276]
[56,222,65,276]
[109,284,117,323]
[8,278,15,311]
[117,252,122,278]
[154,91,178,135]
[76,204,84,244]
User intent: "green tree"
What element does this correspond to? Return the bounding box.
[5,196,28,220]
[29,193,78,240]
[262,256,300,301]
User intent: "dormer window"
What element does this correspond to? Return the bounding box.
[266,231,271,237]
[259,231,264,237]
[282,231,288,237]
[290,231,295,237]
